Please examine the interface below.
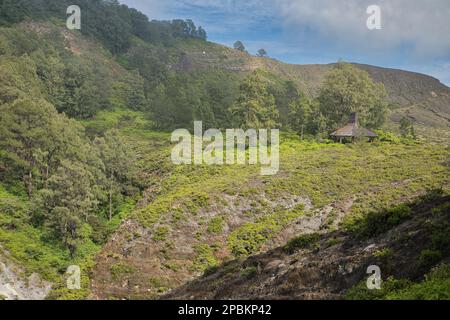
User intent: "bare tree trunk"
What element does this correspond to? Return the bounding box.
[109,188,112,221]
[24,171,33,198]
[109,172,113,221]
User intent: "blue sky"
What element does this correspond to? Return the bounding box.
[120,0,450,85]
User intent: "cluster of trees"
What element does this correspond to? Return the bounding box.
[150,70,239,130]
[0,23,149,119]
[0,98,138,255]
[172,19,207,41]
[229,73,279,129]
[233,41,268,57]
[147,63,388,135]
[0,25,142,255]
[288,63,389,138]
[0,0,208,54]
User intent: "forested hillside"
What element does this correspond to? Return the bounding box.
[0,0,448,300]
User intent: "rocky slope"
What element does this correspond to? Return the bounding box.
[0,253,51,300]
[163,195,450,300]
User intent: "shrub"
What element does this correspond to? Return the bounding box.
[207,217,225,234]
[348,204,412,239]
[283,233,321,254]
[373,248,393,259]
[374,130,401,143]
[110,263,136,281]
[191,244,217,272]
[241,266,258,279]
[153,226,170,242]
[228,210,304,257]
[419,250,443,268]
[345,277,411,300]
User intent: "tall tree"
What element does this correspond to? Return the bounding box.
[196,26,207,40]
[0,98,56,196]
[230,72,279,129]
[233,41,246,52]
[288,95,313,139]
[318,62,388,130]
[94,129,135,221]
[256,48,267,57]
[399,116,416,139]
[33,158,103,255]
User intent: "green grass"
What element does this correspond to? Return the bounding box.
[126,127,447,266]
[2,107,448,299]
[228,208,305,257]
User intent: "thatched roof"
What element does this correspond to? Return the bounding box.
[330,113,378,138]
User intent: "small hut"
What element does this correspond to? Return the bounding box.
[330,113,378,143]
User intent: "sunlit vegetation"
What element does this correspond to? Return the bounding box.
[0,0,448,301]
[346,264,450,300]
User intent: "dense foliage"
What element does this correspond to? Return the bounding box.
[0,1,447,301]
[0,0,207,54]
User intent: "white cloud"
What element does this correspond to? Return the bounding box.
[273,0,450,59]
[119,0,450,84]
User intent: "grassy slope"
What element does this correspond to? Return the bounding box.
[87,110,449,299]
[164,193,450,300]
[0,21,449,299]
[178,39,450,129]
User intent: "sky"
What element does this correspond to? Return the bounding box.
[120,0,450,85]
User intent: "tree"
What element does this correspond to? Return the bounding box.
[399,116,416,139]
[196,26,207,40]
[33,158,103,255]
[0,98,56,196]
[230,72,279,129]
[288,96,326,138]
[94,129,135,221]
[288,95,313,139]
[110,70,147,111]
[318,62,388,131]
[233,41,246,52]
[257,48,267,57]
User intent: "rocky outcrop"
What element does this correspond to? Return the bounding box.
[163,195,450,300]
[0,255,52,300]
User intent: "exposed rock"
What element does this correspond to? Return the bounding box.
[0,257,52,300]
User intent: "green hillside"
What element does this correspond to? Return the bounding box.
[0,0,449,300]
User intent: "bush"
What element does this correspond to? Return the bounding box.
[348,204,412,239]
[374,130,401,143]
[207,217,225,234]
[283,233,321,254]
[241,266,258,279]
[110,263,136,281]
[419,250,443,268]
[153,226,170,242]
[191,244,217,272]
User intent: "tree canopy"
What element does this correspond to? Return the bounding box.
[318,62,388,130]
[230,72,279,129]
[233,41,246,52]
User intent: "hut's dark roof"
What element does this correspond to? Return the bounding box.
[330,125,378,137]
[330,113,378,138]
